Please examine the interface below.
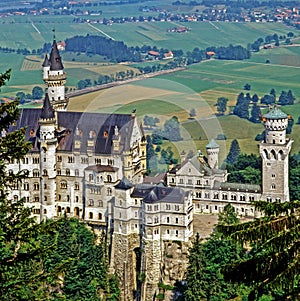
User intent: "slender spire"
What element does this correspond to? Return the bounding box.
[42,53,50,67]
[49,37,64,71]
[40,93,55,120]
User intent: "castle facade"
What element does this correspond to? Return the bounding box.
[6,38,292,301]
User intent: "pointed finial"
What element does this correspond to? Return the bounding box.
[52,28,56,40]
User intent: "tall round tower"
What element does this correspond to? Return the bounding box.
[259,107,293,202]
[43,37,68,111]
[39,93,57,220]
[206,139,219,169]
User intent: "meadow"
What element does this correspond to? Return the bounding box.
[0,14,300,159]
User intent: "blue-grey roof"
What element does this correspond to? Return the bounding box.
[206,139,219,149]
[264,107,287,120]
[115,177,133,190]
[10,108,136,154]
[40,94,55,120]
[49,40,64,71]
[42,54,50,67]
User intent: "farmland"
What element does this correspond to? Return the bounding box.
[0,13,300,159]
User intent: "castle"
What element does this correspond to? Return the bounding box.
[6,38,293,301]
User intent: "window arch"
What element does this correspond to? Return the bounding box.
[33,169,39,177]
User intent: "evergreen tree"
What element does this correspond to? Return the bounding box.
[184,233,207,301]
[233,93,250,119]
[252,94,259,103]
[184,206,243,301]
[218,204,239,227]
[270,88,276,100]
[218,201,300,301]
[226,139,240,165]
[0,70,65,299]
[216,97,228,115]
[31,86,44,100]
[250,103,261,123]
[163,116,182,141]
[287,90,295,105]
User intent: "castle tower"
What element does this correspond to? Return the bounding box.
[206,139,219,169]
[39,93,57,220]
[43,36,68,111]
[259,107,293,202]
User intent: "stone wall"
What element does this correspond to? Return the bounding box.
[111,233,140,301]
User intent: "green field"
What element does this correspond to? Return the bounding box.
[0,15,295,51]
[0,15,300,158]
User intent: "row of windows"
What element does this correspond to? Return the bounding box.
[57,156,115,166]
[87,200,103,207]
[87,212,103,220]
[200,204,255,215]
[146,204,180,211]
[194,191,255,202]
[171,178,208,186]
[89,174,112,183]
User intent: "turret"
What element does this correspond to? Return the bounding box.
[43,36,68,111]
[206,139,219,169]
[263,107,288,145]
[39,93,57,220]
[259,106,293,202]
[42,53,50,80]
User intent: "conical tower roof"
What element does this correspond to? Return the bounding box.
[49,39,64,71]
[264,106,287,120]
[206,139,219,149]
[40,93,55,119]
[42,53,50,67]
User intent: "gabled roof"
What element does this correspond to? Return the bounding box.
[115,177,133,190]
[49,39,64,71]
[143,186,187,204]
[10,108,137,154]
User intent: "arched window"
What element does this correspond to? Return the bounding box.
[43,209,47,214]
[98,213,102,220]
[33,182,39,190]
[33,169,39,177]
[107,175,112,182]
[60,181,67,189]
[89,212,93,219]
[66,168,70,176]
[107,188,112,196]
[75,169,79,176]
[98,200,103,207]
[75,182,79,190]
[43,169,48,176]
